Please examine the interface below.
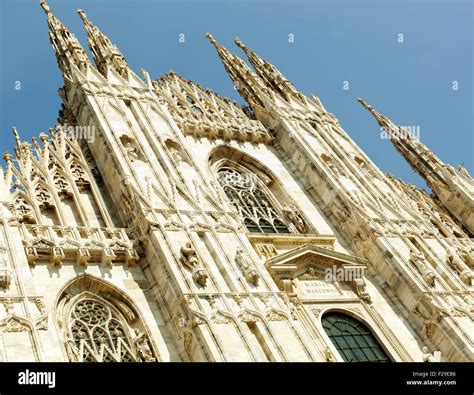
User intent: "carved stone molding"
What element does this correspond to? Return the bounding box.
[22,235,139,267]
[0,315,31,333]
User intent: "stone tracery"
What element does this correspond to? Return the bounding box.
[58,277,158,363]
[217,166,291,234]
[0,1,471,364]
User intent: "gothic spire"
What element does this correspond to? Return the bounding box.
[206,33,268,109]
[40,0,90,84]
[78,9,130,79]
[358,98,450,186]
[357,98,395,131]
[359,97,474,233]
[234,37,304,103]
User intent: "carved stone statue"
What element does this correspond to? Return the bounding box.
[235,247,260,285]
[446,252,473,286]
[353,278,372,304]
[169,146,186,164]
[192,267,208,287]
[348,189,366,209]
[180,242,200,269]
[326,162,341,178]
[422,346,441,362]
[126,145,139,162]
[169,145,201,201]
[120,135,140,162]
[458,247,474,269]
[409,249,436,286]
[0,247,12,289]
[324,347,336,362]
[283,204,307,233]
[180,242,208,286]
[134,329,156,362]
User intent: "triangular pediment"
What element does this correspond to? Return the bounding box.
[83,240,106,250]
[25,237,55,249]
[265,243,368,281]
[108,240,131,250]
[58,238,82,249]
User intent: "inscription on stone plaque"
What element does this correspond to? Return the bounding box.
[300,280,339,298]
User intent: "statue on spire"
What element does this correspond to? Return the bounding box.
[40,0,51,14]
[77,8,130,79]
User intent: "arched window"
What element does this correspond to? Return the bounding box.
[322,312,391,362]
[58,278,158,363]
[69,297,137,362]
[217,167,290,234]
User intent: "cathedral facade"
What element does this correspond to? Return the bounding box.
[0,1,472,362]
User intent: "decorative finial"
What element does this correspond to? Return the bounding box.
[39,132,49,143]
[357,97,373,111]
[32,137,41,151]
[140,68,152,88]
[234,37,245,49]
[40,0,51,14]
[206,32,216,44]
[77,9,88,21]
[3,152,12,163]
[12,127,21,146]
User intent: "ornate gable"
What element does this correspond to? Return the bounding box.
[153,72,273,144]
[265,244,371,303]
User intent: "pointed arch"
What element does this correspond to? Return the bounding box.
[0,313,37,361]
[218,165,289,233]
[69,161,91,190]
[209,145,310,234]
[51,170,85,226]
[237,308,279,362]
[51,170,74,198]
[0,313,34,332]
[238,307,265,324]
[31,180,57,209]
[11,192,39,224]
[55,274,159,363]
[29,181,61,226]
[28,155,54,183]
[69,160,106,227]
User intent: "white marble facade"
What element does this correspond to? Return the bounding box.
[0,1,472,362]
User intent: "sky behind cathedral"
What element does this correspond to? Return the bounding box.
[0,0,472,189]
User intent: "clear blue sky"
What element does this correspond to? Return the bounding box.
[0,0,472,189]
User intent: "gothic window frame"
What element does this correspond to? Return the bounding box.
[321,311,393,363]
[216,164,291,234]
[67,158,111,228]
[56,275,159,363]
[67,293,137,362]
[209,147,312,235]
[52,170,74,200]
[69,161,91,191]
[32,181,58,211]
[11,192,39,224]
